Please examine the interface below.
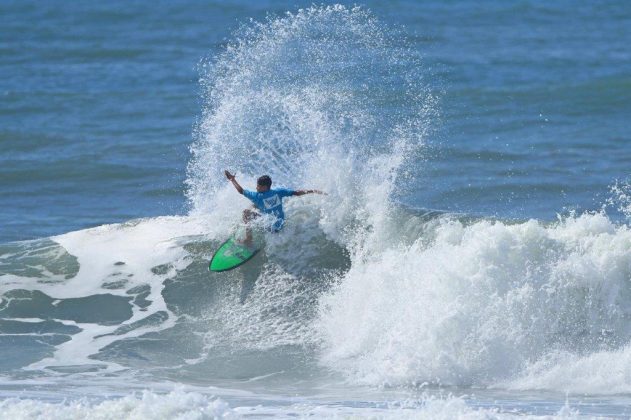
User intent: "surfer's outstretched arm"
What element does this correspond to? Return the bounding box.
[224,170,244,194]
[293,189,325,196]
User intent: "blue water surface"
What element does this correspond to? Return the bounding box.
[1,0,630,242]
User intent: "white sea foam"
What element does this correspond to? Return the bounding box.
[501,345,631,395]
[1,216,217,372]
[0,390,234,420]
[0,390,581,419]
[317,211,631,391]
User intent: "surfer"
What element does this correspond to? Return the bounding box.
[224,170,324,234]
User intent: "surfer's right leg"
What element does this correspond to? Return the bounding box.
[242,207,259,245]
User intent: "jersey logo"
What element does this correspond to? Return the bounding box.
[263,194,281,209]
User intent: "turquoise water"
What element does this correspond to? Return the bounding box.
[2,1,631,418]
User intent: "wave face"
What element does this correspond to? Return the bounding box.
[3,5,631,413]
[5,209,631,397]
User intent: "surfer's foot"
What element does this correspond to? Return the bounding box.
[236,231,253,247]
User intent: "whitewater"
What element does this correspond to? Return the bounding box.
[2,3,631,418]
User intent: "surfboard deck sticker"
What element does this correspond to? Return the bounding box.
[209,237,262,272]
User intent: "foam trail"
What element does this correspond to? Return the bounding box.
[1,216,213,372]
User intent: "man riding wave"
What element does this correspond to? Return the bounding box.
[224,170,324,232]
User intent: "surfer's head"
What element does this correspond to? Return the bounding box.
[256,175,272,192]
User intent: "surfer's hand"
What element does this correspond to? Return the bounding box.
[225,171,244,194]
[295,189,327,196]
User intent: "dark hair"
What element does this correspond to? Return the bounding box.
[257,175,272,188]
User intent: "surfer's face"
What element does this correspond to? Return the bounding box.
[256,184,270,192]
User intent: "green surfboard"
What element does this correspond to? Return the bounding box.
[209,236,262,272]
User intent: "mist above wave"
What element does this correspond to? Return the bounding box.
[186,4,435,243]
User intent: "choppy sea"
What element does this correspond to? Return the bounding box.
[2,1,631,418]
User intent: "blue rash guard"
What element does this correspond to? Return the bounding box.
[243,188,295,231]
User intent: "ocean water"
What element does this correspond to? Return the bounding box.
[2,1,631,418]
